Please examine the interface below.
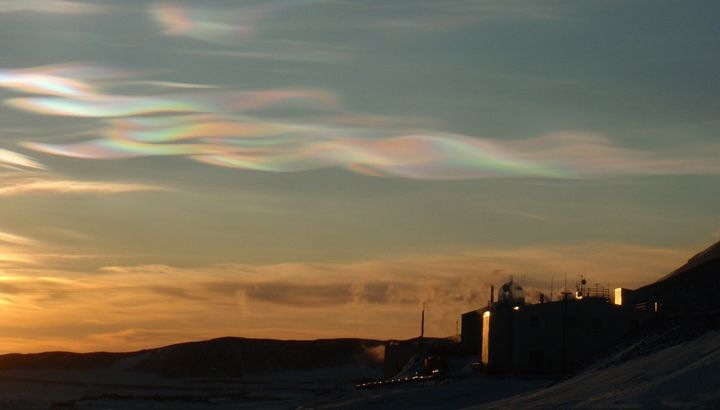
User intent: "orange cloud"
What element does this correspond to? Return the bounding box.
[0,241,694,353]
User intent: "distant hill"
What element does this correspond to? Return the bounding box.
[636,240,720,313]
[658,240,720,281]
[0,337,385,378]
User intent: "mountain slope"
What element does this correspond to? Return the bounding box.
[635,240,720,313]
[0,337,384,378]
[659,240,720,281]
[480,331,720,409]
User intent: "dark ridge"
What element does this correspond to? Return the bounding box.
[0,337,384,378]
[601,240,720,366]
[636,240,720,314]
[0,351,128,371]
[657,240,720,282]
[132,337,385,378]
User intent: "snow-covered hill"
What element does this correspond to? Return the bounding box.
[659,240,720,281]
[479,330,720,409]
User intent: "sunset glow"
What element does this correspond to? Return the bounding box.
[0,0,718,354]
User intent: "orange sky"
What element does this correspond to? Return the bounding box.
[0,241,696,353]
[1,0,719,353]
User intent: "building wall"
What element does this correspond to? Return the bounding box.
[487,306,514,373]
[461,309,485,354]
[483,298,648,375]
[482,311,490,365]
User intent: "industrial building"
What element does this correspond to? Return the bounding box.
[462,277,649,375]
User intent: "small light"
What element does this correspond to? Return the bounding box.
[513,306,520,311]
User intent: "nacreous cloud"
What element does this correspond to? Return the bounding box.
[0,148,44,170]
[5,63,720,181]
[0,178,170,196]
[149,1,258,45]
[20,125,720,180]
[6,89,337,117]
[0,0,109,14]
[0,64,127,97]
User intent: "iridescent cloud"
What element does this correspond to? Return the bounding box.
[0,0,108,14]
[22,114,568,178]
[5,61,719,180]
[6,89,337,117]
[149,1,336,54]
[22,123,720,179]
[149,1,257,45]
[0,178,170,196]
[0,148,44,170]
[0,64,128,97]
[0,71,94,97]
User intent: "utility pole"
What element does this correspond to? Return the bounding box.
[420,301,425,341]
[561,291,568,374]
[420,302,426,360]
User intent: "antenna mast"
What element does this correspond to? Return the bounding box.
[420,302,425,341]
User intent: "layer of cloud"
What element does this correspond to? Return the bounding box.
[0,241,695,352]
[0,230,38,246]
[4,62,719,180]
[0,178,170,196]
[0,63,129,97]
[149,1,259,45]
[149,1,353,65]
[0,148,44,170]
[0,0,109,14]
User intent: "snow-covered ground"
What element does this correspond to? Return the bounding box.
[0,331,717,409]
[477,331,720,409]
[315,330,720,409]
[0,365,379,409]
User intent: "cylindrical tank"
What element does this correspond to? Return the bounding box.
[498,279,525,306]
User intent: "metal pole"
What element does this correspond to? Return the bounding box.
[420,302,425,341]
[561,293,568,374]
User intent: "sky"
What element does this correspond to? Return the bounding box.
[0,0,719,353]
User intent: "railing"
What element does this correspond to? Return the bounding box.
[577,285,610,300]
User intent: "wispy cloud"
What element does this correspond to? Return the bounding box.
[0,178,171,196]
[149,1,260,45]
[149,1,352,64]
[0,0,110,15]
[0,63,129,97]
[0,148,44,170]
[357,0,564,31]
[18,122,720,180]
[7,89,337,117]
[0,241,693,352]
[0,230,38,246]
[182,46,351,64]
[3,61,719,180]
